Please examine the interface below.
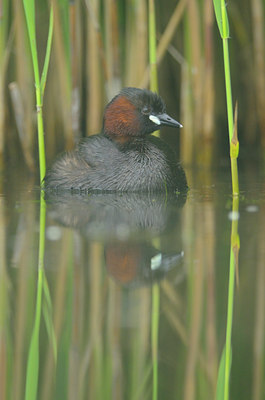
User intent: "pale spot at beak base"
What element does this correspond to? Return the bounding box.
[149,115,161,125]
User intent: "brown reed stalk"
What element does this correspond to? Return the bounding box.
[0,197,9,400]
[140,0,187,89]
[124,0,147,86]
[175,9,194,165]
[51,0,73,149]
[87,242,104,399]
[183,208,205,400]
[251,0,265,147]
[0,0,9,165]
[104,0,121,100]
[12,195,37,400]
[86,0,102,135]
[12,0,35,165]
[70,0,81,139]
[9,82,35,171]
[201,0,215,166]
[162,280,187,343]
[187,0,203,134]
[204,202,218,394]
[180,58,194,165]
[106,281,123,399]
[68,238,85,399]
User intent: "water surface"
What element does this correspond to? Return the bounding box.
[1,163,265,400]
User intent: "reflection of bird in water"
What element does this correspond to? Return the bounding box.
[45,191,186,240]
[44,87,187,193]
[105,242,184,287]
[45,191,186,287]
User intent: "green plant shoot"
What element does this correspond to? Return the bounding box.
[213,0,239,196]
[23,0,54,183]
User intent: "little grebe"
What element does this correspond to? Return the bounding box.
[44,87,187,193]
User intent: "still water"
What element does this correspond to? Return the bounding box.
[1,161,264,400]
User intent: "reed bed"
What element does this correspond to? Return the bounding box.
[0,0,263,169]
[0,1,264,400]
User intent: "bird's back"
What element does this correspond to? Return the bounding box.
[44,134,187,193]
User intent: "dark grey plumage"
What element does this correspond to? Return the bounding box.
[44,87,187,193]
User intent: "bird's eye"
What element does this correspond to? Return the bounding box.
[142,106,151,115]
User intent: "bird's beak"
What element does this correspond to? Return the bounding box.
[149,113,183,128]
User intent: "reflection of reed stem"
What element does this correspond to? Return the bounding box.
[25,193,46,400]
[224,195,239,400]
[23,1,54,181]
[151,284,160,400]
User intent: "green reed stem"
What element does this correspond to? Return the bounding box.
[213,2,240,399]
[25,193,46,400]
[213,0,239,196]
[152,283,160,400]
[222,40,233,144]
[222,38,239,196]
[41,7,54,98]
[23,1,54,183]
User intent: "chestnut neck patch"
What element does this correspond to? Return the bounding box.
[103,96,140,142]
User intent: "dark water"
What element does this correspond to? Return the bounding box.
[1,162,265,400]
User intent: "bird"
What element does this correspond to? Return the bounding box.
[44,87,187,193]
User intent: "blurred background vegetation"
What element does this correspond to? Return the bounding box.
[1,2,265,399]
[0,0,265,172]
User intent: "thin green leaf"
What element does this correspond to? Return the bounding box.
[23,0,35,40]
[40,5,54,98]
[213,0,230,39]
[43,275,53,311]
[25,324,40,400]
[42,274,57,362]
[25,195,46,400]
[43,301,57,362]
[23,0,40,87]
[25,267,44,400]
[216,346,232,400]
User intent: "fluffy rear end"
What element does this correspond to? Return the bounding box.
[44,152,91,191]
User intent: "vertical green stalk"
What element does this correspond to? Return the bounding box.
[222,38,239,196]
[223,250,235,400]
[213,2,240,399]
[215,195,239,400]
[25,192,46,400]
[222,44,233,142]
[152,284,160,400]
[23,1,54,183]
[213,0,239,196]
